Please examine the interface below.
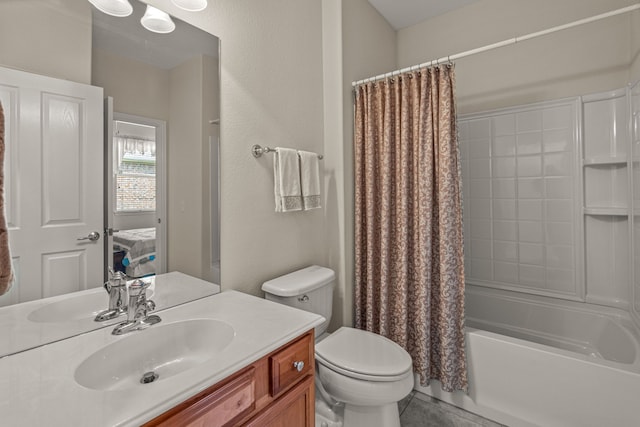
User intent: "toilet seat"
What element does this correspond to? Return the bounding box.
[315,327,413,382]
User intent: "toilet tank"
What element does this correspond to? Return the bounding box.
[261,265,334,337]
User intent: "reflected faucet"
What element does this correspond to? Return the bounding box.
[112,279,161,335]
[95,269,128,322]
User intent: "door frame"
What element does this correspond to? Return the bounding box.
[105,110,167,277]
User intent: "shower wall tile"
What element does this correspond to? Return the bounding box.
[518,200,543,221]
[492,157,515,177]
[516,132,542,155]
[493,220,517,241]
[545,200,573,222]
[471,259,493,281]
[517,155,542,177]
[518,178,544,198]
[493,241,517,262]
[493,114,515,136]
[495,262,518,283]
[544,152,573,176]
[469,158,491,178]
[470,219,492,239]
[493,135,516,156]
[461,99,578,298]
[545,177,573,199]
[519,264,546,287]
[546,268,574,293]
[468,118,492,139]
[546,245,574,269]
[545,222,573,245]
[492,179,515,198]
[470,198,491,219]
[518,222,543,242]
[517,110,542,133]
[543,129,571,153]
[543,105,572,130]
[469,179,491,199]
[471,239,492,259]
[493,200,516,220]
[519,243,544,265]
[468,139,491,158]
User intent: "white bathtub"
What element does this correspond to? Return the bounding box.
[415,286,640,427]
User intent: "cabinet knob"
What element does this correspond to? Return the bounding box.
[292,361,305,372]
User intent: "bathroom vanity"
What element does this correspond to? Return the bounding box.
[144,330,315,426]
[0,289,323,426]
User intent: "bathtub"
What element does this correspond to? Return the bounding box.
[414,285,640,427]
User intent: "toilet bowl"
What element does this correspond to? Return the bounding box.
[315,327,414,427]
[261,266,414,427]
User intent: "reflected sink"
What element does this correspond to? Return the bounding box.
[74,319,235,391]
[27,285,155,323]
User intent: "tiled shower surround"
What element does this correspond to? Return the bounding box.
[461,84,639,317]
[460,99,580,299]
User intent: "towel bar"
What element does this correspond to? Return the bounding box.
[251,144,323,160]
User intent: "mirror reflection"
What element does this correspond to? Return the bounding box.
[0,0,220,356]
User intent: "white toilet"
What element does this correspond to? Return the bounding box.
[262,265,414,427]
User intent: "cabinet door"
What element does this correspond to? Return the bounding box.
[245,375,314,427]
[144,367,256,427]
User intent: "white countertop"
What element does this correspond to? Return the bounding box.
[0,271,220,357]
[0,290,324,426]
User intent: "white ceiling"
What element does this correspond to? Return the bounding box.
[367,0,481,30]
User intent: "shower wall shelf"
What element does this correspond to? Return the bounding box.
[581,88,631,309]
[583,156,628,166]
[583,207,629,216]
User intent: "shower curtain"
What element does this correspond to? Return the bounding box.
[353,65,467,392]
[0,102,13,295]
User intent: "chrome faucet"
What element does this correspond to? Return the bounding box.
[95,269,128,322]
[112,279,161,335]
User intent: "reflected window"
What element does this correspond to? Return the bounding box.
[114,121,156,212]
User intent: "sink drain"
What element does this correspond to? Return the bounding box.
[140,371,159,384]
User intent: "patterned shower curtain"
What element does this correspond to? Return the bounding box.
[0,102,14,295]
[353,65,467,392]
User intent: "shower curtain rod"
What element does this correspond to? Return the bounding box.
[352,3,640,87]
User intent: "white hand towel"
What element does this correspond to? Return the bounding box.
[274,147,303,212]
[298,150,321,210]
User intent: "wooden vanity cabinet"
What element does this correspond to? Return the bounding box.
[143,330,315,427]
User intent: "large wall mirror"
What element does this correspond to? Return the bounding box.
[0,0,220,355]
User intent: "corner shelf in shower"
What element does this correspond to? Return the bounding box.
[583,207,629,216]
[581,89,632,308]
[582,156,628,166]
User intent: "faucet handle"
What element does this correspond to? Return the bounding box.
[104,269,127,292]
[129,279,150,297]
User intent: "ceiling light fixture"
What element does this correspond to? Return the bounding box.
[171,0,208,12]
[88,0,133,17]
[140,5,176,34]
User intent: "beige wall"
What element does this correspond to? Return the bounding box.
[149,0,327,296]
[398,0,637,114]
[631,9,640,82]
[0,0,91,84]
[332,0,396,328]
[168,56,205,278]
[201,54,220,283]
[92,48,170,120]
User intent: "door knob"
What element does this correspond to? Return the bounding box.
[77,231,100,242]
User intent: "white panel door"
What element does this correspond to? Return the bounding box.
[0,66,103,305]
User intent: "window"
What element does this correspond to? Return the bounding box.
[114,121,156,212]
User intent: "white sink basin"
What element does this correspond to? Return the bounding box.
[74,319,235,391]
[27,286,155,323]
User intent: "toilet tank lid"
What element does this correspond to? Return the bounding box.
[261,265,335,297]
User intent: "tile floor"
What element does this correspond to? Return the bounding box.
[399,391,506,427]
